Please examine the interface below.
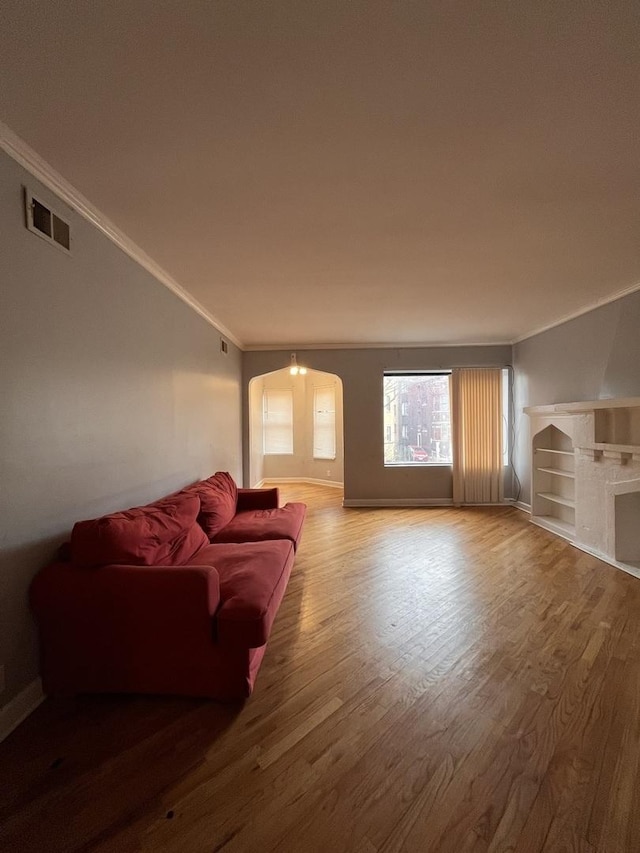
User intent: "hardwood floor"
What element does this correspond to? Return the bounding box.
[2,483,640,852]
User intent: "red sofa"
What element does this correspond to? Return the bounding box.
[30,473,306,701]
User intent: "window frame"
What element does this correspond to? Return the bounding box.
[382,368,511,469]
[383,371,453,467]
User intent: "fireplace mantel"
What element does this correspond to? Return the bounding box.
[525,397,640,578]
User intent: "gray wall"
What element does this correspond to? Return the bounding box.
[513,290,640,503]
[0,151,242,709]
[244,346,512,502]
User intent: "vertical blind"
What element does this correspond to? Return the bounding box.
[451,368,503,504]
[313,386,336,459]
[263,389,294,454]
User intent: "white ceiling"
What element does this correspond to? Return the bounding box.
[1,1,639,348]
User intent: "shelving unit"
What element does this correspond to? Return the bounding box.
[532,425,575,542]
[537,491,575,507]
[531,516,575,540]
[536,467,575,479]
[525,397,640,578]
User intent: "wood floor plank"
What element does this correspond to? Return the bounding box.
[2,482,640,852]
[256,695,343,769]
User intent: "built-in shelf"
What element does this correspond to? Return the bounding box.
[537,491,576,509]
[532,427,575,529]
[531,515,575,541]
[527,397,640,579]
[536,467,575,479]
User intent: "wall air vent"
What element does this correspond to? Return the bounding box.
[220,338,228,354]
[24,188,71,253]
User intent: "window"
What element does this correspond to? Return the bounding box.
[383,373,452,465]
[263,389,293,454]
[313,385,336,459]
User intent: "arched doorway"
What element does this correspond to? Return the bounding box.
[248,367,344,490]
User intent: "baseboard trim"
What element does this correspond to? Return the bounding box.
[302,478,344,489]
[514,500,532,513]
[0,678,45,743]
[342,498,454,508]
[341,498,518,508]
[569,543,640,581]
[257,477,344,490]
[460,501,516,507]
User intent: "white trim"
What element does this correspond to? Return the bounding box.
[342,498,454,507]
[244,341,513,351]
[0,121,243,350]
[513,279,640,344]
[457,501,516,507]
[569,541,640,582]
[303,478,344,489]
[530,522,640,582]
[0,678,45,743]
[514,500,532,513]
[525,396,640,416]
[260,477,344,489]
[7,122,636,354]
[4,122,637,356]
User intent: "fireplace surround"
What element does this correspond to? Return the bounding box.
[525,398,640,579]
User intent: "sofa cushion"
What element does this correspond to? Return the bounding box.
[186,472,238,539]
[70,493,209,568]
[212,502,307,551]
[190,540,294,648]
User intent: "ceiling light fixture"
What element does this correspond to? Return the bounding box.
[290,352,307,376]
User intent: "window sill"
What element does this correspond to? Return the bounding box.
[384,462,452,468]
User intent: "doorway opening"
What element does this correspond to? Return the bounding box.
[248,368,344,490]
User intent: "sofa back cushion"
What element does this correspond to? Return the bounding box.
[189,472,238,539]
[70,493,209,567]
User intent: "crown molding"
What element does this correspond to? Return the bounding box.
[0,120,244,350]
[4,122,637,355]
[513,279,640,345]
[243,340,513,352]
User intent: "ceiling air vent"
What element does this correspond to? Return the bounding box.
[24,188,71,253]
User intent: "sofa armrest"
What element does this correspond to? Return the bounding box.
[30,561,221,689]
[32,561,220,625]
[236,487,279,511]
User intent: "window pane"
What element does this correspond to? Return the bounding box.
[383,374,452,465]
[263,389,293,454]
